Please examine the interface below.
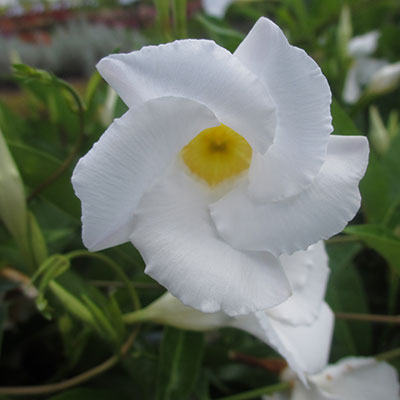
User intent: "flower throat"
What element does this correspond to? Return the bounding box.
[181,124,252,186]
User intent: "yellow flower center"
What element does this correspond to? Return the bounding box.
[181,124,252,187]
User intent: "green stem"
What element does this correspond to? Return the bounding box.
[155,0,173,42]
[172,0,187,39]
[123,307,153,324]
[215,381,291,400]
[28,79,85,202]
[335,312,400,324]
[376,347,400,362]
[66,250,141,311]
[0,327,139,396]
[85,70,103,107]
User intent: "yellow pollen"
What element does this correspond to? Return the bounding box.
[181,124,252,186]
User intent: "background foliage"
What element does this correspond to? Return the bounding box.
[0,0,400,399]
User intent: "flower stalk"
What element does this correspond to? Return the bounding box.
[172,0,187,39]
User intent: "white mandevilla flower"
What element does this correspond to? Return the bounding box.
[264,357,400,400]
[202,0,235,18]
[72,17,369,317]
[342,31,400,103]
[342,31,386,104]
[124,242,333,383]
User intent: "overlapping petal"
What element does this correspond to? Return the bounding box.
[72,96,219,251]
[126,235,332,382]
[234,17,332,201]
[268,242,330,325]
[129,168,291,316]
[210,135,369,256]
[270,357,400,400]
[97,39,276,153]
[232,303,334,384]
[308,357,400,400]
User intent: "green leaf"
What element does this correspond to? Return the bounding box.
[49,280,95,325]
[50,270,126,344]
[331,99,361,136]
[27,211,48,267]
[13,64,54,85]
[195,14,244,52]
[0,302,8,359]
[156,327,205,400]
[81,294,121,345]
[0,127,28,256]
[0,101,28,143]
[326,242,371,358]
[7,141,80,219]
[382,133,400,202]
[344,224,400,273]
[360,152,391,224]
[34,254,70,293]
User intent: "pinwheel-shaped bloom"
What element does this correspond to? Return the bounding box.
[72,17,369,317]
[122,242,333,382]
[343,30,386,103]
[264,357,400,400]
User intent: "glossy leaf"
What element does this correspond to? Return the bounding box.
[8,141,80,219]
[326,242,371,358]
[156,327,205,400]
[345,224,400,273]
[0,127,28,255]
[360,152,391,224]
[331,99,361,136]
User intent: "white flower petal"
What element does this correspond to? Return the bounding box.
[231,303,333,384]
[268,242,330,325]
[97,39,276,153]
[291,383,332,400]
[310,357,400,400]
[234,17,332,201]
[129,168,291,316]
[72,96,219,251]
[348,31,380,57]
[356,58,388,86]
[202,0,234,18]
[210,135,369,256]
[144,292,230,331]
[343,58,387,104]
[343,64,362,104]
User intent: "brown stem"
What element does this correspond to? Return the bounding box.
[229,352,287,374]
[0,327,139,396]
